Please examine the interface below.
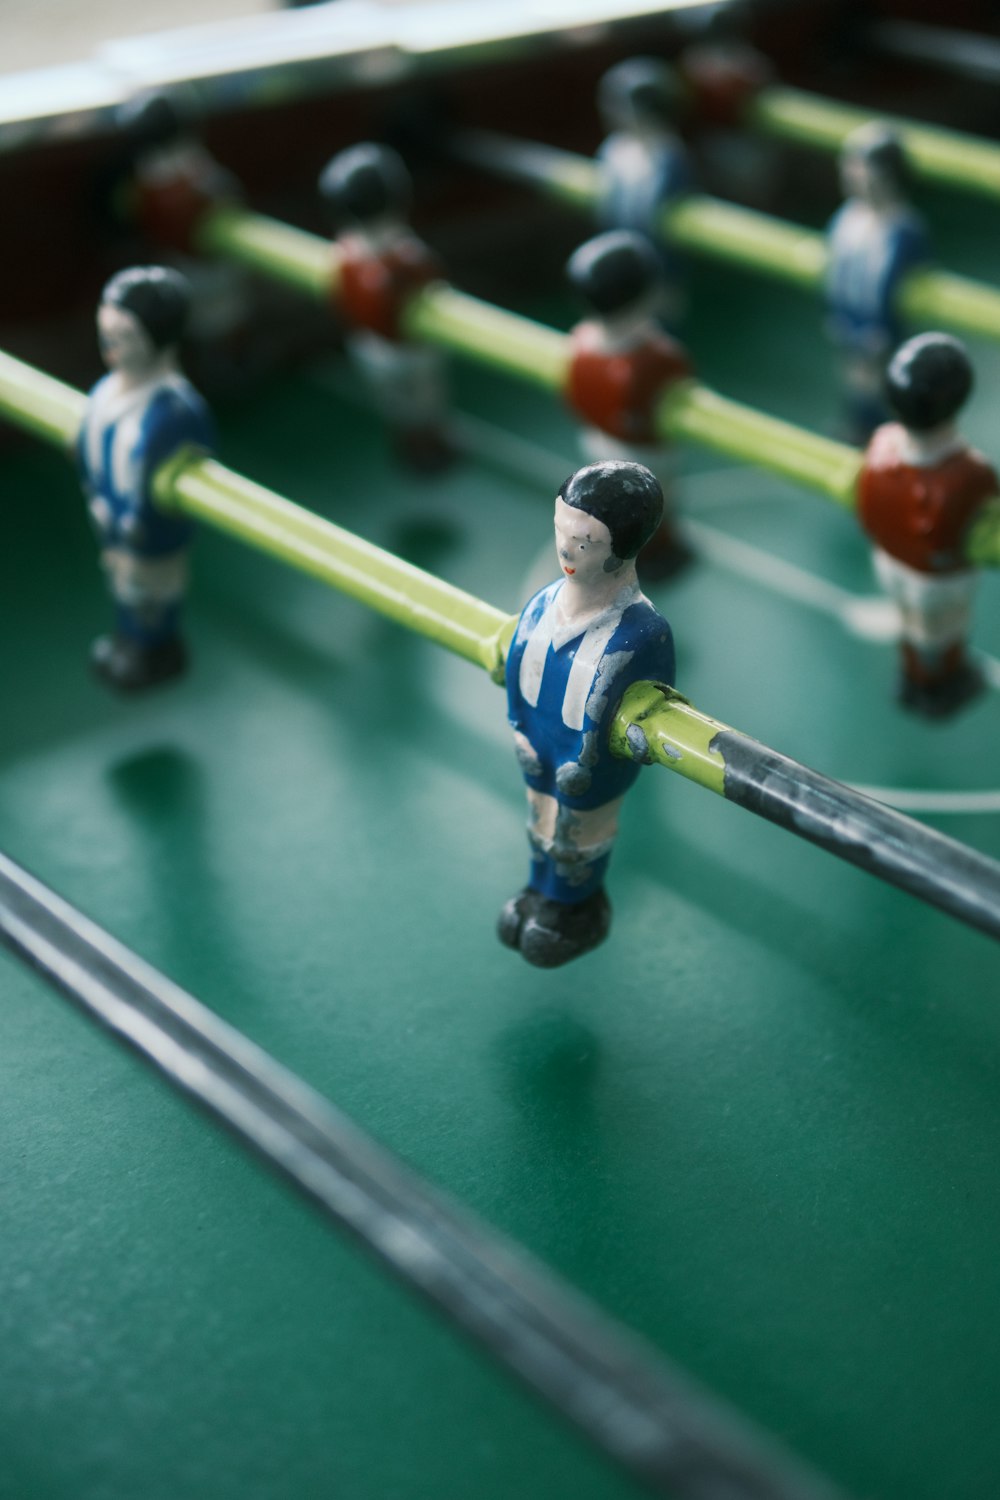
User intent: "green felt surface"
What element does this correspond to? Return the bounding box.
[3,230,1000,1500]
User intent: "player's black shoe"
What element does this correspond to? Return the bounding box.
[898,662,984,720]
[517,889,612,968]
[90,632,188,693]
[497,886,541,949]
[394,424,455,475]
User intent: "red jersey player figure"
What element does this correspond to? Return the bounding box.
[565,230,693,580]
[119,92,239,256]
[319,143,451,473]
[858,332,997,718]
[118,92,255,392]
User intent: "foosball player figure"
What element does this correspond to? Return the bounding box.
[679,42,775,133]
[565,230,693,580]
[499,461,676,968]
[117,92,258,388]
[858,332,996,718]
[118,91,240,255]
[78,267,214,692]
[319,143,452,473]
[825,123,929,442]
[596,57,694,326]
[678,42,780,205]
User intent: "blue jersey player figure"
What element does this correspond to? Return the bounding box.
[596,57,694,328]
[79,266,214,692]
[500,461,676,968]
[825,123,929,442]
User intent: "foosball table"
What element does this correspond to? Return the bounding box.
[3,4,1000,1498]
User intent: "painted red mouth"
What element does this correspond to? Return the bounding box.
[563,566,575,575]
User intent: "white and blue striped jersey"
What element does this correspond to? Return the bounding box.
[78,372,213,556]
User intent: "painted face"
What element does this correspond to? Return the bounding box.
[554,496,616,586]
[98,303,157,376]
[841,151,889,207]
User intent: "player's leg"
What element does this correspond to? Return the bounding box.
[875,550,982,716]
[348,332,452,473]
[839,348,890,443]
[499,791,623,967]
[93,548,189,691]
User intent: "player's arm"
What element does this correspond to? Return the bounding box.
[505,590,551,780]
[132,389,214,542]
[559,605,677,798]
[76,387,114,535]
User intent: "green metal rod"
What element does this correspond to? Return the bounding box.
[665,196,1000,343]
[662,196,826,287]
[193,201,568,390]
[154,452,515,677]
[964,500,1000,568]
[0,346,512,679]
[195,205,337,300]
[404,285,569,389]
[748,85,1000,202]
[659,382,861,506]
[194,197,859,509]
[4,345,1000,942]
[452,129,1000,345]
[0,349,87,451]
[403,283,859,504]
[451,128,602,209]
[899,268,1000,342]
[12,190,996,561]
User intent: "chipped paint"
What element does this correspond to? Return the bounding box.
[714,729,1000,940]
[528,802,618,887]
[612,681,1000,940]
[579,729,600,768]
[586,648,635,724]
[486,614,517,683]
[611,683,727,796]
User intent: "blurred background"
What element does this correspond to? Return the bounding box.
[2,0,285,72]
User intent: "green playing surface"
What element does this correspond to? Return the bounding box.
[3,198,1000,1500]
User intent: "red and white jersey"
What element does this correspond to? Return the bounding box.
[566,323,691,445]
[135,144,235,254]
[335,232,441,341]
[858,422,997,575]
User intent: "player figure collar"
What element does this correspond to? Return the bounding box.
[347,219,407,255]
[98,360,181,422]
[578,301,661,355]
[550,575,640,649]
[895,421,965,468]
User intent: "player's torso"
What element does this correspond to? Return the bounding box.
[337,232,440,340]
[568,326,690,443]
[81,375,202,552]
[859,424,996,572]
[825,202,925,339]
[597,131,690,235]
[510,582,671,799]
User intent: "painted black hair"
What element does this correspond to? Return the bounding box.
[566,230,662,317]
[559,461,663,561]
[598,57,682,131]
[101,266,191,350]
[844,123,911,197]
[118,91,185,151]
[885,333,973,432]
[318,143,411,225]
